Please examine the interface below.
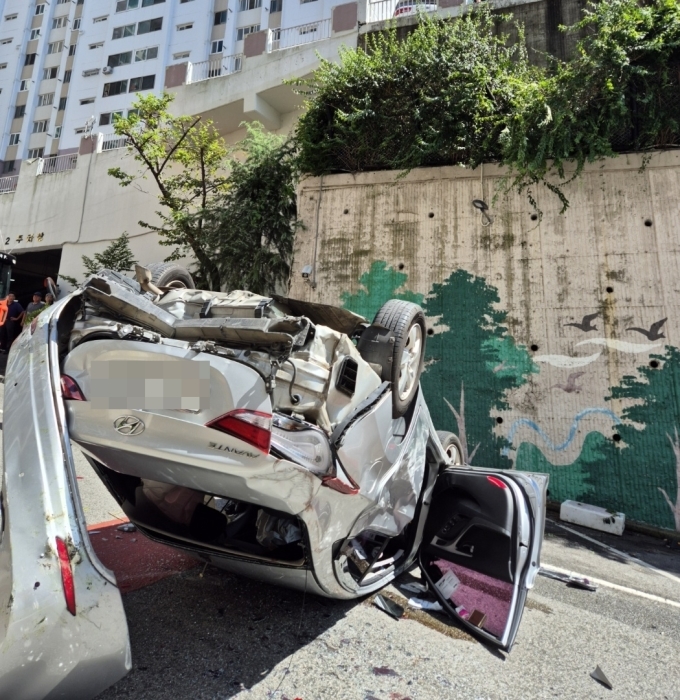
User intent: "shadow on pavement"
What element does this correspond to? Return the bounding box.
[544,518,680,576]
[95,565,359,700]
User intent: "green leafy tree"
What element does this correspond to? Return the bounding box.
[292,1,680,211]
[60,233,138,287]
[202,123,300,295]
[81,232,137,276]
[108,92,229,290]
[420,269,537,467]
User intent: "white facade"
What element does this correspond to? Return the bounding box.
[0,0,355,169]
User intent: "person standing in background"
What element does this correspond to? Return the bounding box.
[0,293,24,352]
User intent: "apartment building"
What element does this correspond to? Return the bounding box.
[0,0,356,172]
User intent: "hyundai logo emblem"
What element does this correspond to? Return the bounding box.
[113,415,145,436]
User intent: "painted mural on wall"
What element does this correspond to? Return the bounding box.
[342,261,680,532]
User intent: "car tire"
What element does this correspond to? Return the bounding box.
[145,262,195,290]
[436,430,464,465]
[373,299,426,418]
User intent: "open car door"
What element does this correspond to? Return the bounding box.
[420,467,548,651]
[0,298,130,699]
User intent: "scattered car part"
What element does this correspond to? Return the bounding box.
[590,665,613,689]
[560,500,625,535]
[373,594,404,620]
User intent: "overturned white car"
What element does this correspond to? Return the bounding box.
[0,264,548,699]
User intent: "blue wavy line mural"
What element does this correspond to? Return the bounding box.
[501,408,622,456]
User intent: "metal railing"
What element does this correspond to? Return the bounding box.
[0,175,18,194]
[187,54,243,84]
[101,135,130,151]
[367,0,444,24]
[267,19,331,52]
[37,153,78,175]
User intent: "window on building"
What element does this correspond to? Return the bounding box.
[14,105,25,119]
[116,0,138,11]
[270,0,282,12]
[32,120,48,134]
[73,18,81,29]
[55,126,62,138]
[129,74,155,92]
[108,50,132,67]
[35,4,45,15]
[214,11,227,25]
[93,16,108,23]
[0,63,6,69]
[211,40,223,54]
[236,24,260,41]
[80,97,95,105]
[19,80,29,91]
[239,0,262,9]
[89,42,104,49]
[38,92,54,106]
[138,18,162,34]
[176,22,193,31]
[112,23,135,39]
[134,46,158,61]
[30,28,40,39]
[58,97,67,110]
[99,110,123,126]
[64,69,72,83]
[28,147,44,159]
[4,14,18,21]
[82,68,100,76]
[180,0,194,3]
[142,0,165,6]
[52,17,67,28]
[0,38,11,45]
[103,79,128,97]
[69,44,77,55]
[77,0,85,5]
[173,51,190,59]
[57,0,70,4]
[3,161,16,173]
[48,41,64,54]
[8,133,20,146]
[25,53,37,66]
[43,67,58,79]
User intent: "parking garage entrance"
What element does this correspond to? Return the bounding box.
[10,248,63,308]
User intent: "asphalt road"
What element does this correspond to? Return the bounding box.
[1,371,679,699]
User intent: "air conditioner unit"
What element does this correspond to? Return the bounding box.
[102,65,113,74]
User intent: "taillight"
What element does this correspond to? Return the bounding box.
[61,375,86,401]
[207,409,272,453]
[487,476,507,489]
[55,537,76,616]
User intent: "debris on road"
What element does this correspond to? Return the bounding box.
[373,594,404,620]
[590,665,613,689]
[399,581,428,595]
[407,597,443,612]
[117,523,137,533]
[560,500,625,536]
[539,568,597,591]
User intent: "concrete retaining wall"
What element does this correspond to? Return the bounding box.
[290,151,680,532]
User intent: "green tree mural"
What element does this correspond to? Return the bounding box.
[420,269,537,468]
[340,261,423,321]
[516,347,680,530]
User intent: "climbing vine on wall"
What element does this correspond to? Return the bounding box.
[292,0,680,210]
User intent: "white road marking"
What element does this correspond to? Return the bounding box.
[541,563,680,609]
[547,517,680,586]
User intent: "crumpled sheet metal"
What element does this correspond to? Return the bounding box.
[349,408,429,538]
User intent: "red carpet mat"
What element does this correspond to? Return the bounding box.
[89,519,198,593]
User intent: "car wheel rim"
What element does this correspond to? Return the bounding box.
[398,323,422,400]
[446,443,461,464]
